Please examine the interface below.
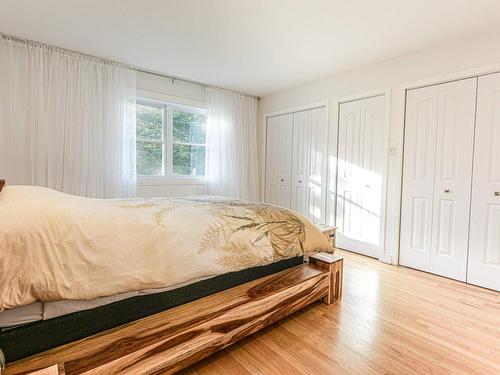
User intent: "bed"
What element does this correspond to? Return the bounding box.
[0,181,339,374]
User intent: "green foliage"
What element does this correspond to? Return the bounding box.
[137,104,163,140]
[172,111,206,144]
[137,141,163,175]
[173,144,205,176]
[136,104,206,176]
[136,104,163,175]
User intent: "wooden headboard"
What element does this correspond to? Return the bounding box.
[0,179,5,192]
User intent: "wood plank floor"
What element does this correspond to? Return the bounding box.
[180,249,500,374]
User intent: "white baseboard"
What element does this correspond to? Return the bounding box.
[378,254,393,264]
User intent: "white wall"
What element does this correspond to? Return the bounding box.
[136,71,206,197]
[258,32,500,263]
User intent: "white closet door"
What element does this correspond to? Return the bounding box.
[336,100,362,251]
[265,114,292,207]
[400,86,439,270]
[307,107,328,223]
[468,73,500,291]
[357,95,386,256]
[336,96,386,257]
[430,78,476,281]
[276,114,293,208]
[290,107,328,223]
[291,110,311,216]
[400,78,476,281]
[265,116,280,205]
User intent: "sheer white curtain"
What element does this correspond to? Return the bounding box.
[0,35,136,198]
[205,87,259,201]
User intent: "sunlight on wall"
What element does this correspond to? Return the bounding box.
[336,158,382,246]
[307,146,324,223]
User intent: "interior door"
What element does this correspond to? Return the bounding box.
[290,107,328,223]
[400,78,477,281]
[336,100,361,252]
[265,114,292,207]
[336,95,386,257]
[276,114,293,208]
[357,95,386,256]
[430,78,476,281]
[291,110,311,216]
[307,107,328,224]
[400,85,439,270]
[265,116,280,205]
[468,73,500,291]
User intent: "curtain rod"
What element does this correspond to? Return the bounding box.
[0,33,130,69]
[136,67,259,100]
[1,32,259,100]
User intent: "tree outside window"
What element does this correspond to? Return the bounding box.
[136,100,206,177]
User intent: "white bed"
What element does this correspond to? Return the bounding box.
[0,185,331,327]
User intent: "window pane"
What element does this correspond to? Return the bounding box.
[172,111,206,144]
[137,103,163,141]
[172,144,205,176]
[137,141,163,175]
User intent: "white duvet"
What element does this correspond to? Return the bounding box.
[0,186,332,311]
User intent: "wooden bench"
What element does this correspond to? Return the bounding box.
[309,252,343,304]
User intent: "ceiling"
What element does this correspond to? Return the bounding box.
[1,0,500,96]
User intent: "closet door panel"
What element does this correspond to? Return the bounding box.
[265,116,280,205]
[276,114,293,208]
[267,108,327,221]
[430,78,476,281]
[265,114,292,207]
[357,95,386,256]
[291,111,310,217]
[307,107,328,224]
[468,73,500,291]
[400,86,439,271]
[337,96,386,256]
[336,100,361,251]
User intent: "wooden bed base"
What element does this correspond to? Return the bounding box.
[3,253,341,375]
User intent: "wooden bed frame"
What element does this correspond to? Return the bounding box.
[3,255,342,375]
[0,180,343,375]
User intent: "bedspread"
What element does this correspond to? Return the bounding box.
[0,186,332,310]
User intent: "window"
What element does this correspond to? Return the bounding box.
[136,103,164,176]
[136,100,206,177]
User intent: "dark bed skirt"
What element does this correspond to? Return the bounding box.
[0,256,304,362]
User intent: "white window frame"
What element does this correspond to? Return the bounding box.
[136,98,207,183]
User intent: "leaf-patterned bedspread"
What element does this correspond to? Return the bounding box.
[0,186,332,310]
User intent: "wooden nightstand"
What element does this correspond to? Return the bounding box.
[309,252,343,304]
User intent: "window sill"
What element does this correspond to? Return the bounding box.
[137,176,205,186]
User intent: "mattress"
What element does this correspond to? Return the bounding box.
[0,303,43,329]
[0,275,218,329]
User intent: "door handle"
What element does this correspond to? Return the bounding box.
[298,180,303,183]
[280,179,284,182]
[495,192,500,196]
[444,189,450,193]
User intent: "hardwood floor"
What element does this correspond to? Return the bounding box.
[181,249,500,375]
